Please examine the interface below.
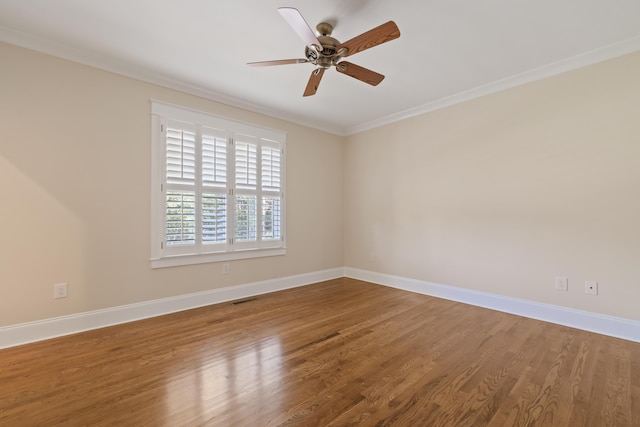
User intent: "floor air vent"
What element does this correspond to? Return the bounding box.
[232,297,258,305]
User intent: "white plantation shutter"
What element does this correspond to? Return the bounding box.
[235,138,258,189]
[261,142,282,242]
[201,129,228,246]
[234,136,258,245]
[202,193,226,243]
[164,123,197,250]
[151,101,286,267]
[166,191,196,245]
[261,195,281,240]
[234,195,257,242]
[166,128,196,185]
[202,130,227,187]
[261,145,281,191]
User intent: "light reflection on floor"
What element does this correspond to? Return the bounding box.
[163,335,284,423]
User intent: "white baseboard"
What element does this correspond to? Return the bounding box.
[345,267,640,343]
[0,268,345,350]
[3,267,637,349]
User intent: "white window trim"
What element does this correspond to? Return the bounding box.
[150,100,286,269]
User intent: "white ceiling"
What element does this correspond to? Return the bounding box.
[1,0,640,135]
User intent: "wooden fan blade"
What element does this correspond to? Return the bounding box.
[278,7,322,49]
[338,21,400,57]
[248,59,309,67]
[303,68,325,97]
[336,61,385,86]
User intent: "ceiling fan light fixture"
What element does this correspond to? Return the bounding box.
[249,8,400,96]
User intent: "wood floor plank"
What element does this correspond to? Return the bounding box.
[0,278,638,426]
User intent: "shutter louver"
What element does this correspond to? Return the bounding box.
[166,129,196,185]
[202,132,227,187]
[235,195,257,242]
[262,146,281,191]
[202,193,227,243]
[261,196,281,240]
[236,141,257,189]
[166,191,196,245]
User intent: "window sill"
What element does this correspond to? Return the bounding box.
[151,248,286,269]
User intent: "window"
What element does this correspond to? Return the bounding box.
[151,101,286,268]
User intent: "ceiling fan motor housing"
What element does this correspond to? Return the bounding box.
[304,23,345,68]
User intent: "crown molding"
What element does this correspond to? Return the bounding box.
[0,25,345,136]
[344,35,640,135]
[2,25,639,137]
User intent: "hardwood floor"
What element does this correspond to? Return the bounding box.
[1,278,638,426]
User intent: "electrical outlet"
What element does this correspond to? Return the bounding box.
[369,253,375,262]
[584,280,598,295]
[54,282,68,299]
[554,276,568,291]
[223,263,230,274]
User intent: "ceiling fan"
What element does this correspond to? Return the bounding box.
[248,7,400,97]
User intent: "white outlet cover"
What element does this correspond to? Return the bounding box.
[584,280,598,295]
[554,276,568,291]
[54,282,68,299]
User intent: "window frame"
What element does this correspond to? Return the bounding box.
[151,100,286,269]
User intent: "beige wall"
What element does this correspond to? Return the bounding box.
[2,40,639,328]
[0,42,344,326]
[344,52,640,320]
